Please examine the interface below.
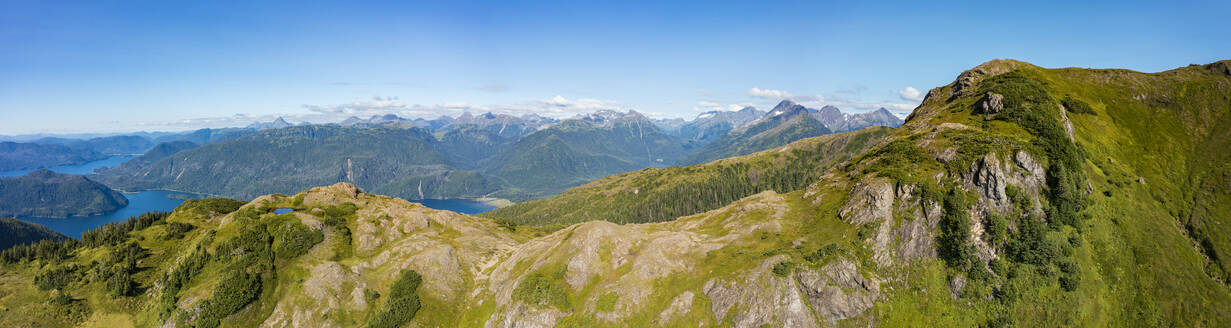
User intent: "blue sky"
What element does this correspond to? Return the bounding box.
[1,0,1228,134]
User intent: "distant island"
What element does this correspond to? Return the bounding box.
[0,169,128,218]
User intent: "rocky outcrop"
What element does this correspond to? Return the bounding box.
[655,291,695,324]
[950,59,1032,100]
[970,153,1011,212]
[838,178,895,226]
[1058,103,1076,141]
[795,259,882,324]
[896,200,942,261]
[980,92,1004,119]
[703,256,818,328]
[488,303,567,328]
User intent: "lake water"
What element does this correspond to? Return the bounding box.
[0,155,139,177]
[18,190,203,239]
[18,195,495,239]
[7,155,497,237]
[411,199,496,215]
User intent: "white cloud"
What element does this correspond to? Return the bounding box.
[695,101,757,112]
[696,101,722,111]
[748,87,794,100]
[303,96,408,114]
[898,87,924,102]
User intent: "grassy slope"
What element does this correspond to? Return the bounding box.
[485,126,891,225]
[1,60,1227,327]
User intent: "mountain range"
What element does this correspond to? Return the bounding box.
[0,60,1228,327]
[82,104,901,202]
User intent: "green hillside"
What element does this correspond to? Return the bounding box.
[0,218,68,249]
[485,126,891,225]
[482,115,686,200]
[5,60,1227,327]
[0,170,128,218]
[91,125,503,200]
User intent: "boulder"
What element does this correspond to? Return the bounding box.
[838,178,895,226]
[795,259,882,324]
[980,92,1005,118]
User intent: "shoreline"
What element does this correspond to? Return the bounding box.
[474,197,514,208]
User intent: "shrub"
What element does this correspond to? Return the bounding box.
[494,218,518,231]
[104,268,135,297]
[269,216,324,259]
[34,265,77,291]
[1061,96,1095,115]
[1,238,79,263]
[938,189,974,269]
[196,269,262,328]
[513,270,570,310]
[984,214,1008,249]
[157,244,211,316]
[1059,272,1081,292]
[164,222,195,239]
[804,243,841,264]
[1007,218,1057,265]
[179,198,246,215]
[323,202,359,218]
[369,270,423,328]
[772,261,795,276]
[82,211,169,248]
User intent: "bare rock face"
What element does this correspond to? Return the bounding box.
[969,153,1010,212]
[1058,103,1076,141]
[896,200,941,261]
[839,177,899,266]
[487,302,568,328]
[1012,151,1046,196]
[838,178,895,226]
[980,92,1005,119]
[703,256,818,328]
[263,262,364,328]
[795,259,882,324]
[949,274,967,299]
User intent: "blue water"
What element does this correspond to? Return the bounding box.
[4,154,494,236]
[273,208,293,214]
[18,190,202,239]
[411,199,495,214]
[0,155,139,177]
